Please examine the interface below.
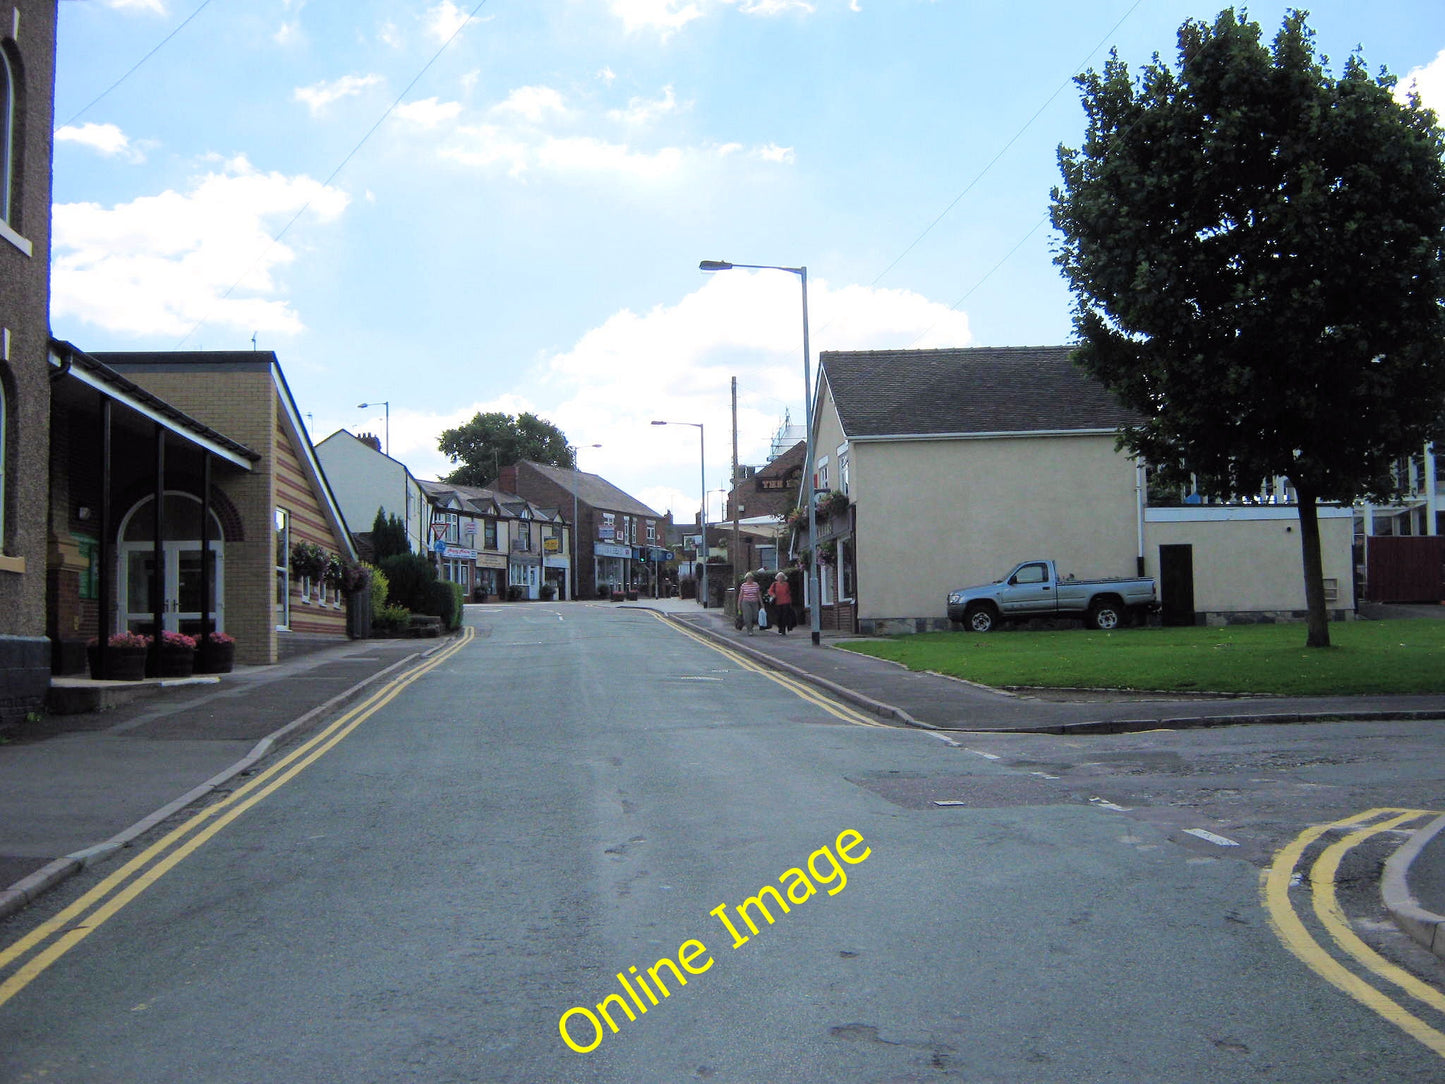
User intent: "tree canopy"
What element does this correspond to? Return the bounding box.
[370,507,412,560]
[437,411,572,487]
[1050,7,1445,646]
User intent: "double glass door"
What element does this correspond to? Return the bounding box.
[121,542,223,637]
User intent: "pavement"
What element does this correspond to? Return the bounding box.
[2,597,1442,962]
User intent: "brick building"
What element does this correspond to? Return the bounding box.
[0,1,58,728]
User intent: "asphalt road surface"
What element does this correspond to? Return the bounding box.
[1,605,1442,1082]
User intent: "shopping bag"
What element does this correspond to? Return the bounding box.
[757,608,768,629]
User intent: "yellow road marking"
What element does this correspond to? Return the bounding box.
[1262,808,1445,1060]
[0,627,475,1008]
[658,614,893,729]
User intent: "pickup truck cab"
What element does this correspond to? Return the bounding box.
[946,559,1158,632]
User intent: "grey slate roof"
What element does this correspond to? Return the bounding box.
[519,461,663,519]
[819,346,1138,439]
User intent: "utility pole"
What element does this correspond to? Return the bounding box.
[731,377,741,591]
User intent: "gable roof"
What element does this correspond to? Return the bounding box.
[91,349,355,558]
[418,478,551,520]
[517,461,662,519]
[819,346,1139,439]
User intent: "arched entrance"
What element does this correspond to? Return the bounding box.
[117,492,225,636]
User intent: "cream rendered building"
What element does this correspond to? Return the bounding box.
[811,346,1355,635]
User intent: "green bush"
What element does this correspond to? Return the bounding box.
[424,579,464,630]
[368,564,390,620]
[374,603,411,635]
[379,553,437,613]
[539,583,556,600]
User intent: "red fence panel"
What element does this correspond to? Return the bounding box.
[1366,536,1445,603]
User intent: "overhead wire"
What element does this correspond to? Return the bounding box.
[175,0,494,347]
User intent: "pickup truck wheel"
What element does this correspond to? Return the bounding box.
[964,604,997,633]
[1087,602,1122,631]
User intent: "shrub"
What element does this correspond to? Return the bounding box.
[540,583,556,600]
[374,603,411,635]
[424,579,463,630]
[507,584,526,602]
[368,564,390,620]
[379,553,437,613]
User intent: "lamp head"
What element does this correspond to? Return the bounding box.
[650,420,667,426]
[698,260,733,272]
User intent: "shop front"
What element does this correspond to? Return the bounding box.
[593,542,631,598]
[474,552,506,601]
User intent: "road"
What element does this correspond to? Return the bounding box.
[1,605,1442,1082]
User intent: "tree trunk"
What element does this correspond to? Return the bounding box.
[1294,487,1331,648]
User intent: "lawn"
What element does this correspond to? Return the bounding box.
[836,619,1445,696]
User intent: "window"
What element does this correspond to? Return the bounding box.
[837,444,850,495]
[601,512,615,539]
[646,521,656,543]
[0,44,13,228]
[440,512,459,542]
[518,521,531,549]
[274,508,290,628]
[484,518,497,549]
[816,456,830,492]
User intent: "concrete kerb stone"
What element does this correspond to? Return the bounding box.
[0,642,441,923]
[1382,813,1445,961]
[654,611,936,731]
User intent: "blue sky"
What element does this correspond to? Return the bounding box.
[51,0,1445,523]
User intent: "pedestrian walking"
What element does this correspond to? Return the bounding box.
[738,572,763,635]
[766,572,794,636]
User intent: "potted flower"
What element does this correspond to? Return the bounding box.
[196,630,236,674]
[153,630,197,678]
[819,490,850,521]
[290,541,329,599]
[87,631,151,681]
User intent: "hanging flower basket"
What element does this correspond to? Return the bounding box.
[290,541,329,581]
[819,490,850,520]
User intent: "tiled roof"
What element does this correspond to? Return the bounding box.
[519,461,663,519]
[820,346,1138,439]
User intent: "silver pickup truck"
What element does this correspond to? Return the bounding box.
[946,559,1158,632]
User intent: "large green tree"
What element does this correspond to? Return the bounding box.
[437,411,572,486]
[1051,8,1445,647]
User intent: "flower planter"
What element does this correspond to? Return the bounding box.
[153,646,195,678]
[196,641,235,674]
[87,644,148,681]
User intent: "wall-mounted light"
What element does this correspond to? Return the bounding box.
[77,506,92,521]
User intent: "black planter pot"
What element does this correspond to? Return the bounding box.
[196,641,235,674]
[87,645,148,681]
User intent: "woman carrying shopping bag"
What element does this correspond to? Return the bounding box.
[766,572,794,636]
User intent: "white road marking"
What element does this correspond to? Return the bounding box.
[1184,828,1241,847]
[967,749,1001,760]
[933,800,969,807]
[929,733,962,747]
[1090,797,1132,812]
[1030,771,1060,780]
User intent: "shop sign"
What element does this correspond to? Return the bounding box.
[441,544,476,559]
[594,542,631,559]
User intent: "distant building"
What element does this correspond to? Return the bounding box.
[315,429,428,555]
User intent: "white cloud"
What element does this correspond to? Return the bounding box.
[51,155,350,339]
[1397,49,1445,113]
[103,0,167,13]
[54,122,147,163]
[610,0,834,34]
[752,142,795,164]
[393,97,464,129]
[490,85,571,124]
[608,85,682,126]
[598,67,618,86]
[424,1,472,43]
[274,21,303,46]
[537,273,972,521]
[293,73,384,116]
[378,20,403,48]
[537,136,685,179]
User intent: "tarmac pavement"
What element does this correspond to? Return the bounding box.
[2,597,1442,962]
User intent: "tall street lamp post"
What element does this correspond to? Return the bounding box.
[651,420,707,608]
[699,260,820,645]
[356,401,390,456]
[570,443,601,601]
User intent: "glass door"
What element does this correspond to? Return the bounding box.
[120,541,224,636]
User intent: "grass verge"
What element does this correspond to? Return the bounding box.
[836,619,1445,696]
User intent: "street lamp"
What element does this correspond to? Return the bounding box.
[651,420,707,608]
[699,259,821,645]
[570,443,601,602]
[356,401,390,456]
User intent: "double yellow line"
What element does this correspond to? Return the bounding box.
[659,614,894,729]
[1263,807,1445,1060]
[0,627,474,1009]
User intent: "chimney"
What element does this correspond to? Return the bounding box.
[498,464,518,493]
[358,432,382,453]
